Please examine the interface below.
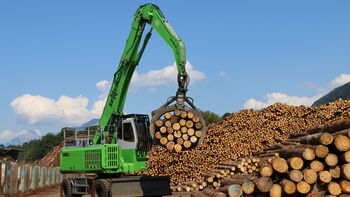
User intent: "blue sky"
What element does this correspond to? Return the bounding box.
[1,1,350,142]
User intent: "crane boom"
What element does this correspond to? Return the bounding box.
[93,4,188,144]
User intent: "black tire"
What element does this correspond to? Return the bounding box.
[60,178,82,197]
[91,179,111,197]
[60,178,73,197]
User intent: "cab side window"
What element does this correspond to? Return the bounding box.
[123,122,134,142]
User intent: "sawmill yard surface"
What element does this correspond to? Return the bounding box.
[37,100,350,196]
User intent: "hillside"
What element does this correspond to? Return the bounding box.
[312,81,350,106]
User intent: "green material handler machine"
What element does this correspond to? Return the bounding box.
[60,4,206,197]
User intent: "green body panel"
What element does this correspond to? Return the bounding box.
[60,144,147,174]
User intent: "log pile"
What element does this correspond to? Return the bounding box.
[177,118,350,196]
[36,141,63,166]
[153,110,204,151]
[142,100,350,185]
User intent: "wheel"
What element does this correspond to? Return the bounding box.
[91,179,111,197]
[60,178,73,197]
[60,178,82,197]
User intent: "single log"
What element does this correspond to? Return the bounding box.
[318,170,332,183]
[320,132,334,145]
[289,170,303,182]
[155,120,163,127]
[160,137,168,145]
[327,182,342,196]
[180,111,188,119]
[186,120,194,128]
[269,184,282,197]
[182,134,189,141]
[281,179,296,195]
[296,132,332,145]
[187,112,194,119]
[154,132,162,139]
[179,119,187,127]
[272,158,288,173]
[334,134,350,151]
[241,181,255,194]
[172,123,181,130]
[325,153,338,167]
[297,181,311,194]
[192,115,200,123]
[206,176,214,183]
[315,145,329,158]
[310,160,324,172]
[164,112,172,119]
[330,166,341,179]
[174,109,181,116]
[160,126,167,133]
[195,130,203,138]
[181,127,188,134]
[166,141,175,151]
[342,163,350,180]
[287,157,304,170]
[303,169,317,184]
[190,136,198,143]
[253,177,273,193]
[188,128,195,136]
[167,134,174,141]
[195,122,202,129]
[170,115,179,124]
[343,150,350,162]
[165,120,172,128]
[339,180,350,194]
[174,144,182,152]
[174,130,182,138]
[184,140,192,148]
[227,185,243,197]
[167,127,173,134]
[216,185,243,197]
[303,147,316,160]
[260,164,273,177]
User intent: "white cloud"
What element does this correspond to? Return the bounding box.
[131,61,206,88]
[96,80,111,99]
[11,94,99,126]
[331,74,350,87]
[244,93,321,110]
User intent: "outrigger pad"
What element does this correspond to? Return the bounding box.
[109,176,171,197]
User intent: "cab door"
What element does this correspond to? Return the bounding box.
[117,119,138,150]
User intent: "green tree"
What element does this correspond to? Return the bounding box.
[202,111,222,125]
[222,112,232,119]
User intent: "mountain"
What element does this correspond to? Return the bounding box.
[80,118,100,127]
[6,130,42,146]
[312,82,350,107]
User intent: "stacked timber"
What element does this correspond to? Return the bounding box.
[142,100,350,185]
[153,110,204,151]
[184,118,350,196]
